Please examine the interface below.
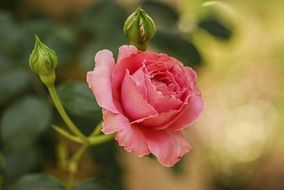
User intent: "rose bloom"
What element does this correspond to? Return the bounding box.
[87,45,204,167]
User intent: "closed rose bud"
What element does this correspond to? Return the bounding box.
[123,8,156,50]
[29,35,57,86]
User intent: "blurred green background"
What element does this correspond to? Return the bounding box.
[0,0,283,189]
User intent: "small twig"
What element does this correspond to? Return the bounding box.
[88,134,114,145]
[52,125,83,144]
[89,121,103,137]
[56,140,69,171]
[65,143,89,190]
[48,85,86,140]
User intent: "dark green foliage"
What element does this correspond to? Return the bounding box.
[142,0,179,33]
[0,13,25,59]
[0,67,30,105]
[1,97,51,149]
[74,178,119,190]
[57,81,102,134]
[90,142,123,190]
[75,1,127,70]
[199,16,233,40]
[57,82,100,117]
[152,32,202,67]
[11,174,64,190]
[2,147,41,181]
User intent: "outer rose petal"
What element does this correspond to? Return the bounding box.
[102,109,125,134]
[121,70,158,120]
[185,67,197,83]
[117,45,138,63]
[87,50,119,113]
[169,95,204,131]
[115,125,151,157]
[142,129,191,167]
[102,109,150,157]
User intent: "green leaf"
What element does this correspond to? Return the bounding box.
[2,147,40,179]
[74,178,118,190]
[1,96,52,149]
[142,1,179,33]
[0,152,3,187]
[79,36,126,71]
[12,174,64,190]
[75,1,126,38]
[0,66,31,105]
[76,1,127,70]
[0,56,18,69]
[90,142,123,190]
[57,81,102,134]
[0,12,25,59]
[57,81,100,117]
[198,16,233,40]
[0,153,4,168]
[151,32,202,67]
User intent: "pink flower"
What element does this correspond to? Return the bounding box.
[87,45,204,167]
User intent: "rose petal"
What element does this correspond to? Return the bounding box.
[132,110,179,129]
[185,67,197,84]
[145,76,183,112]
[117,45,138,63]
[112,51,167,100]
[132,93,192,130]
[169,95,204,131]
[121,70,158,120]
[102,109,125,134]
[87,50,119,113]
[102,109,150,157]
[131,67,147,98]
[115,125,151,157]
[142,129,191,167]
[112,54,142,100]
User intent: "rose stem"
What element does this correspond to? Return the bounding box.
[47,85,86,140]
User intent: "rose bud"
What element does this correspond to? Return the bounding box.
[123,8,156,50]
[29,35,57,86]
[87,45,204,167]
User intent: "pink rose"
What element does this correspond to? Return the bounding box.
[87,45,204,167]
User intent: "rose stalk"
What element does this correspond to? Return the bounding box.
[29,36,114,189]
[29,35,85,140]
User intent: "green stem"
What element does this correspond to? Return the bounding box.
[56,141,68,171]
[52,125,83,144]
[65,144,89,190]
[88,134,114,146]
[130,41,147,51]
[47,85,86,140]
[89,121,103,137]
[69,144,89,166]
